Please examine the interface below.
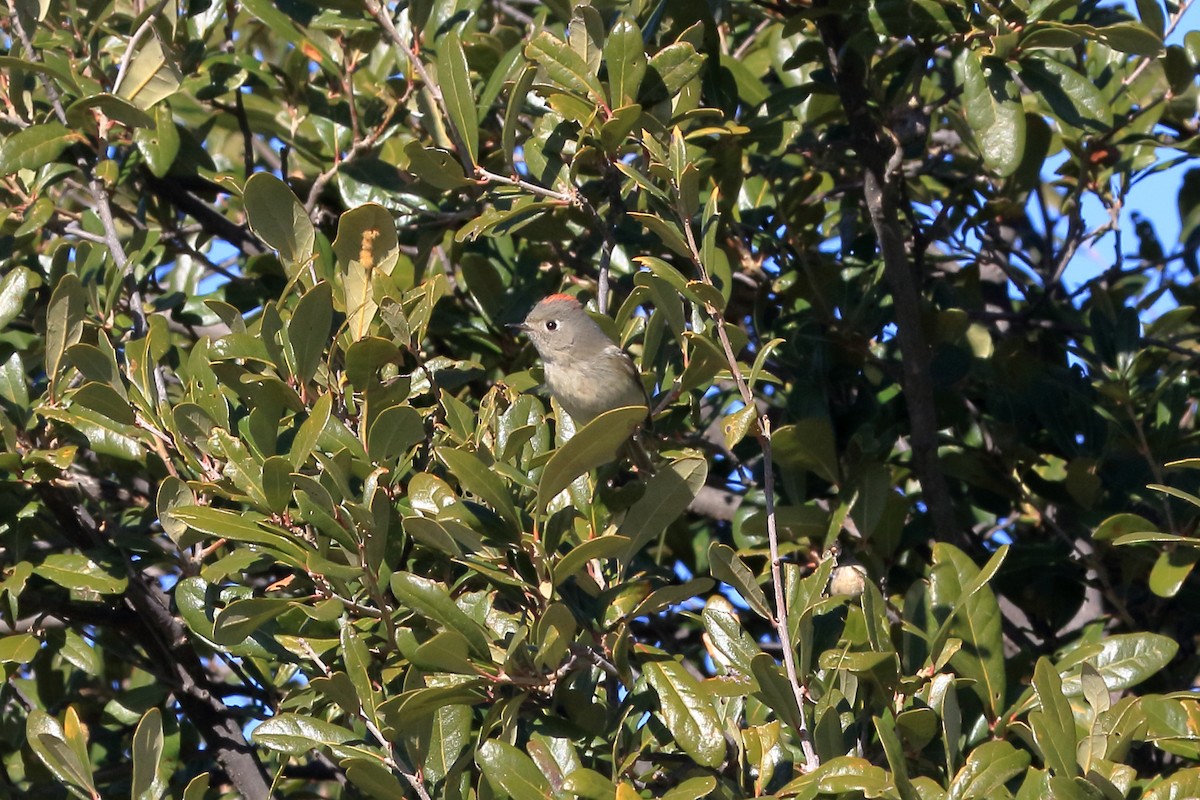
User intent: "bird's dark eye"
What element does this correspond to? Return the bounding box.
[546,320,558,331]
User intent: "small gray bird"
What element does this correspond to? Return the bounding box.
[510,294,647,424]
[511,294,654,472]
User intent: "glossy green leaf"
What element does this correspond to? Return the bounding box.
[605,18,647,106]
[114,35,181,108]
[0,633,40,664]
[708,542,771,620]
[165,507,311,565]
[1019,58,1112,132]
[131,708,166,800]
[0,266,34,331]
[27,709,96,798]
[1059,632,1179,695]
[947,739,1031,800]
[641,647,725,768]
[536,405,646,512]
[389,571,491,657]
[0,122,78,176]
[525,31,604,101]
[70,381,136,425]
[438,446,520,530]
[212,597,288,646]
[929,543,1006,716]
[133,102,180,177]
[344,758,407,799]
[1031,656,1079,776]
[252,713,358,756]
[477,739,552,800]
[773,417,839,484]
[0,352,29,414]
[289,281,333,384]
[619,456,707,561]
[368,405,425,464]
[244,172,315,270]
[46,272,85,398]
[553,534,632,585]
[1097,21,1162,55]
[36,553,127,594]
[958,51,1026,176]
[643,43,706,103]
[439,30,479,164]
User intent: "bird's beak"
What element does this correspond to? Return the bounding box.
[507,322,530,334]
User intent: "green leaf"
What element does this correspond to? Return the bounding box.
[252,713,358,756]
[0,122,79,176]
[114,34,182,108]
[1094,512,1158,541]
[0,352,29,414]
[64,93,154,129]
[947,739,1031,800]
[70,381,136,426]
[0,266,34,330]
[405,142,470,189]
[344,757,408,799]
[0,633,40,664]
[212,597,289,646]
[605,17,647,106]
[438,446,520,530]
[619,456,707,561]
[641,647,725,768]
[1149,548,1200,598]
[1019,58,1112,132]
[46,273,85,399]
[1059,632,1178,695]
[289,281,333,384]
[536,405,646,512]
[1030,656,1079,776]
[773,417,839,484]
[875,712,920,800]
[708,542,771,620]
[36,553,127,595]
[165,507,312,566]
[553,534,632,585]
[27,709,96,799]
[525,31,605,102]
[477,739,552,800]
[628,212,692,257]
[133,102,180,177]
[389,571,491,658]
[562,768,618,800]
[958,51,1026,177]
[439,30,479,165]
[367,405,425,464]
[244,172,315,270]
[131,708,166,800]
[643,43,707,104]
[1097,21,1162,55]
[332,203,400,275]
[291,393,332,469]
[929,543,1006,716]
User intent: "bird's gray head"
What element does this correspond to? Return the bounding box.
[510,294,611,364]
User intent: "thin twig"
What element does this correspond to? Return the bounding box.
[475,166,575,203]
[364,0,473,174]
[675,190,820,771]
[301,641,432,800]
[113,0,168,94]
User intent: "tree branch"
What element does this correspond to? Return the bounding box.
[816,7,961,546]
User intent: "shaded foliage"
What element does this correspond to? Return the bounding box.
[2,0,1200,798]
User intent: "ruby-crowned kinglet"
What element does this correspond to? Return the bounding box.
[510,294,648,424]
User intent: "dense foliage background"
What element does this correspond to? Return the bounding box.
[3,0,1200,797]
